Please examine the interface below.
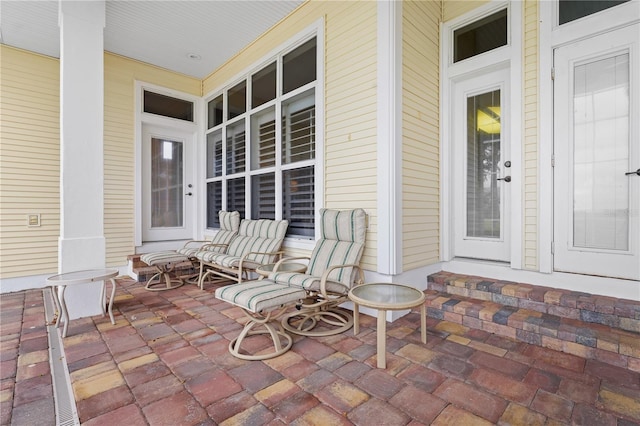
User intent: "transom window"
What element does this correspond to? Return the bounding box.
[205,37,317,238]
[558,0,630,25]
[453,8,508,63]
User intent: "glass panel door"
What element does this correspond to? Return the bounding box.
[553,24,639,280]
[151,138,184,228]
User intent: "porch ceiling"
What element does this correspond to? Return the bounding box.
[0,0,303,79]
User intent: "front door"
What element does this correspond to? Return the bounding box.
[453,68,511,262]
[553,23,640,280]
[142,124,194,242]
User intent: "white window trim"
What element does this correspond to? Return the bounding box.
[201,19,324,250]
[538,0,639,273]
[134,81,202,247]
[440,0,523,269]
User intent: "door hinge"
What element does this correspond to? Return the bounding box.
[551,154,555,167]
[551,67,555,81]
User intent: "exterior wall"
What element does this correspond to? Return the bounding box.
[202,1,379,271]
[402,0,442,270]
[103,53,200,267]
[443,0,490,22]
[523,0,539,270]
[0,46,60,279]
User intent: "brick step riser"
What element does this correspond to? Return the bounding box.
[427,272,640,371]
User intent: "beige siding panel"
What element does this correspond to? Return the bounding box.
[0,46,60,278]
[443,0,490,22]
[402,1,441,270]
[103,53,200,267]
[523,0,539,270]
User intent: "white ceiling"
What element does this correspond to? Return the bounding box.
[0,0,303,79]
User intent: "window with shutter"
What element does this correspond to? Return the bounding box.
[204,35,318,239]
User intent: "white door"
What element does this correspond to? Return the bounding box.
[142,124,194,242]
[453,68,511,262]
[554,23,640,280]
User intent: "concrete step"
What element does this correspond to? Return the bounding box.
[426,272,640,371]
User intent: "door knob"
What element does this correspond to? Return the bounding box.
[497,176,511,182]
[185,192,193,196]
[625,168,640,176]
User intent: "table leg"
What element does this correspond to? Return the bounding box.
[57,285,69,338]
[421,304,427,344]
[377,309,387,368]
[353,302,360,335]
[99,281,107,317]
[107,278,116,325]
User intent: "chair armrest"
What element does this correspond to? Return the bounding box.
[319,264,364,298]
[182,240,210,249]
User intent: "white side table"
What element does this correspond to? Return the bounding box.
[46,269,119,337]
[349,283,426,368]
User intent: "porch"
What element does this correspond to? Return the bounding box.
[2,274,639,425]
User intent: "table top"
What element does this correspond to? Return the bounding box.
[46,268,119,285]
[349,283,425,310]
[256,262,307,274]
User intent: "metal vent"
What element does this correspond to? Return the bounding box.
[43,288,80,426]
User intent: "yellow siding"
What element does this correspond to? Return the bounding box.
[202,0,379,270]
[0,46,60,278]
[443,0,490,22]
[523,0,539,270]
[403,1,442,269]
[103,53,200,267]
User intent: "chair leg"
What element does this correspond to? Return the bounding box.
[229,307,293,360]
[144,264,184,291]
[281,297,353,337]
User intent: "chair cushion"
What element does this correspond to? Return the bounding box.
[215,280,306,313]
[318,208,366,243]
[270,272,348,294]
[219,210,241,232]
[223,219,289,263]
[194,252,262,270]
[140,251,189,266]
[307,240,364,286]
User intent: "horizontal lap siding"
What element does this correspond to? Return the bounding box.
[523,0,539,270]
[104,53,200,267]
[443,0,490,22]
[0,46,60,278]
[402,1,441,269]
[202,1,379,271]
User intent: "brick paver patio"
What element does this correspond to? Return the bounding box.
[1,277,639,425]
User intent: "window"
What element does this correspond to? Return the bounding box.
[453,8,508,63]
[559,0,630,25]
[144,91,194,122]
[205,36,318,238]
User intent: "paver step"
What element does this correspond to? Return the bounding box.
[426,272,640,370]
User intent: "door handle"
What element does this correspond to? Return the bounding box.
[185,192,193,196]
[497,176,511,182]
[625,168,640,176]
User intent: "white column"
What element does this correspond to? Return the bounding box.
[58,0,106,319]
[377,0,403,275]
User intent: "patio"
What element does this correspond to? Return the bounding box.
[2,276,639,425]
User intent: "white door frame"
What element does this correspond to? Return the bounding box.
[134,82,202,249]
[538,0,640,274]
[440,1,522,267]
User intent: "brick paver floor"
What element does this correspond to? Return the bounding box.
[1,277,639,425]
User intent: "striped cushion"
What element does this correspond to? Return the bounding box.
[141,251,189,266]
[176,246,200,257]
[318,208,366,243]
[270,272,348,294]
[215,280,306,313]
[195,252,262,269]
[225,219,288,261]
[219,210,241,232]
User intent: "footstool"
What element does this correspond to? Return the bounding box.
[215,280,307,360]
[140,251,190,291]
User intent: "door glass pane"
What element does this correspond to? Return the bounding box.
[559,0,629,25]
[573,53,629,250]
[466,90,501,238]
[283,166,314,238]
[252,173,276,219]
[151,138,183,228]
